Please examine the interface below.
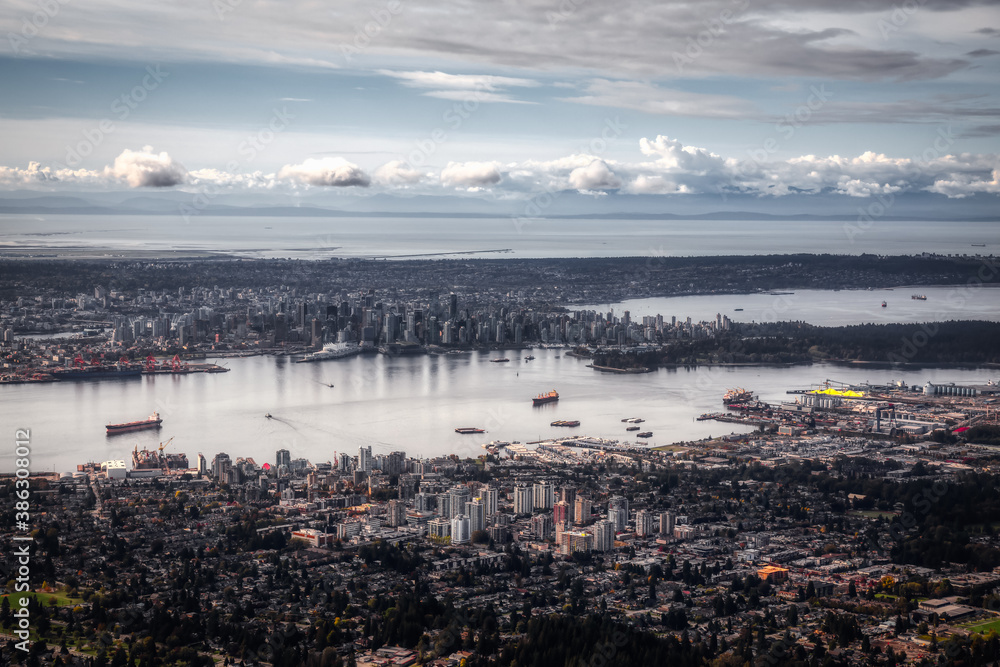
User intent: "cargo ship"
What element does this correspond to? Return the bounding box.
[490,358,510,363]
[532,390,559,405]
[911,294,927,300]
[551,420,580,427]
[455,427,485,434]
[52,365,143,380]
[106,411,162,436]
[626,425,640,432]
[636,431,653,438]
[723,388,754,405]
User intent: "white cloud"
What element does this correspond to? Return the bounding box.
[3,138,999,201]
[373,160,424,186]
[277,157,370,187]
[187,169,278,189]
[440,161,502,188]
[109,146,186,187]
[378,70,540,104]
[568,160,621,190]
[377,70,539,91]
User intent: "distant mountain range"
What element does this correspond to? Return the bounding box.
[0,189,997,221]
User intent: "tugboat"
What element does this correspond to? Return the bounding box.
[881,301,887,308]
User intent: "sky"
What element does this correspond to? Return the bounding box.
[0,0,999,211]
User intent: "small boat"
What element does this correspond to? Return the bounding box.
[881,301,887,308]
[524,355,535,361]
[734,308,743,311]
[455,427,485,434]
[265,413,273,419]
[972,243,986,247]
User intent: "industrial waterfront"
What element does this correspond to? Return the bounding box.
[2,347,997,473]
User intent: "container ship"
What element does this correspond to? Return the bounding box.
[106,411,162,436]
[722,388,754,405]
[532,390,559,405]
[455,427,485,434]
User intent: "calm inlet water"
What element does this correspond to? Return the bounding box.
[2,349,996,473]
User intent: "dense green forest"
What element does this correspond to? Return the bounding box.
[594,321,1000,367]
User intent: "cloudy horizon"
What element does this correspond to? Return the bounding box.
[1,0,998,211]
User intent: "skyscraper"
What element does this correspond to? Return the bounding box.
[484,486,499,517]
[514,485,533,515]
[659,512,675,535]
[593,520,614,552]
[609,507,627,534]
[553,500,572,529]
[276,448,291,470]
[533,482,554,510]
[635,509,654,536]
[387,500,406,528]
[451,515,471,544]
[358,445,372,473]
[449,486,471,518]
[466,499,486,534]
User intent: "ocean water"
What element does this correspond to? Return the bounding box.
[0,215,997,259]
